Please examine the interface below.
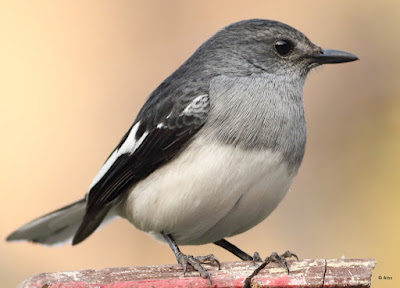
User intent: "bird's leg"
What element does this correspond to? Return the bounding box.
[214,239,298,272]
[214,239,252,261]
[163,234,220,281]
[214,239,262,261]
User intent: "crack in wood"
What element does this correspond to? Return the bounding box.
[243,261,265,288]
[321,259,327,288]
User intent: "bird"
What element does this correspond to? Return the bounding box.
[7,19,358,279]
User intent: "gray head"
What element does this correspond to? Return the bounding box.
[183,19,358,80]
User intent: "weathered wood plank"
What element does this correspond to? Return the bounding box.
[252,258,376,288]
[18,258,376,288]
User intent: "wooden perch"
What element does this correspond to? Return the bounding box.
[19,258,376,288]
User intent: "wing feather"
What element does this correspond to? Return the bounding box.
[72,93,210,244]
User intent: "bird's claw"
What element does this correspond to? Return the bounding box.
[263,250,299,274]
[252,251,263,263]
[195,254,221,270]
[177,252,220,284]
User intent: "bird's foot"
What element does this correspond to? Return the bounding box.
[255,250,298,273]
[252,251,263,262]
[243,251,299,288]
[177,252,220,281]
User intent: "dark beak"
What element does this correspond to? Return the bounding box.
[312,49,359,64]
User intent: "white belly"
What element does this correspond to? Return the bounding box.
[121,135,295,245]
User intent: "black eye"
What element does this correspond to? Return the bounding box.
[274,40,293,56]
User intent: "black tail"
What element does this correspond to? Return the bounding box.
[72,206,111,245]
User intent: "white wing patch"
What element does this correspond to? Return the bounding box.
[131,130,149,152]
[90,121,148,189]
[119,122,140,155]
[182,95,209,116]
[89,94,209,190]
[90,149,118,189]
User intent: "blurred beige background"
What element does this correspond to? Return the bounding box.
[1,1,399,287]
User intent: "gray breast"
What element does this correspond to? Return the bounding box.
[204,75,307,173]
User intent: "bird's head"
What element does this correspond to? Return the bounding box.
[198,19,358,79]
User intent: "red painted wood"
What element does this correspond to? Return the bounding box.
[18,259,376,288]
[253,259,376,288]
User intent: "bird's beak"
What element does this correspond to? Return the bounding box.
[312,49,359,64]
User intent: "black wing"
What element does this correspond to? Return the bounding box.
[72,93,210,244]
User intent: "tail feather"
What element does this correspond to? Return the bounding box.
[7,199,87,246]
[72,206,111,245]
